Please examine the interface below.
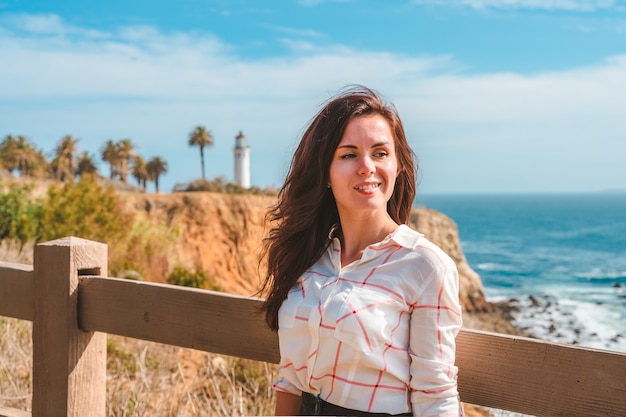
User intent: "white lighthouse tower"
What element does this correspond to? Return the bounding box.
[233,130,250,188]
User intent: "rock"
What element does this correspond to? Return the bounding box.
[529,295,540,307]
[409,208,492,313]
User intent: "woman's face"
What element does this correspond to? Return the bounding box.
[329,114,399,219]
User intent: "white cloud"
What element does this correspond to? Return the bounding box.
[0,14,453,101]
[1,13,625,193]
[0,12,108,38]
[14,13,67,34]
[412,0,619,11]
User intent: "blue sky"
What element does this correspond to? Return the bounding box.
[1,0,625,194]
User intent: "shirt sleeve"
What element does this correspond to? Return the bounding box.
[409,255,464,417]
[273,373,302,395]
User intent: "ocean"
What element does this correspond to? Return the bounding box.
[416,193,626,353]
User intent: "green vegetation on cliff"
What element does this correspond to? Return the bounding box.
[36,176,131,244]
[0,176,128,246]
[0,177,197,286]
[0,182,38,244]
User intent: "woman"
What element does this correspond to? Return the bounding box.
[260,86,463,416]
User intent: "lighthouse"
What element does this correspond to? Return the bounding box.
[233,130,250,188]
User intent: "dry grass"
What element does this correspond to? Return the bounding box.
[0,316,277,416]
[1,314,511,417]
[0,317,31,409]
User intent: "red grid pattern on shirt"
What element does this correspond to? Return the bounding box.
[275,229,462,415]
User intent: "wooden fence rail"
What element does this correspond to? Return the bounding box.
[1,237,625,417]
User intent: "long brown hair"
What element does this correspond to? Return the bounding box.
[259,85,417,330]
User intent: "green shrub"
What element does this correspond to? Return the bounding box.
[0,182,38,245]
[166,266,223,291]
[167,266,208,288]
[172,176,278,196]
[34,176,131,244]
[0,177,131,247]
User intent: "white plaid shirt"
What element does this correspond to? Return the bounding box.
[274,224,463,416]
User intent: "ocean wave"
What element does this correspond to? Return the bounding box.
[574,269,626,281]
[475,262,515,272]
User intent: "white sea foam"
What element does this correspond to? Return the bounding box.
[575,269,626,280]
[563,300,626,351]
[504,294,626,353]
[475,262,514,272]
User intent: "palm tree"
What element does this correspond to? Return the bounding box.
[131,155,149,191]
[100,139,120,180]
[0,135,21,174]
[0,135,46,177]
[28,147,48,178]
[76,152,99,178]
[117,138,136,183]
[146,156,167,193]
[52,134,79,181]
[188,126,214,180]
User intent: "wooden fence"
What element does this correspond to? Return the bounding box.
[0,237,625,417]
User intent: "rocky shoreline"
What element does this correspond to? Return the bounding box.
[465,293,625,352]
[500,294,624,352]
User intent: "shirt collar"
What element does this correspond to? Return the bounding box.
[379,224,423,249]
[329,223,423,250]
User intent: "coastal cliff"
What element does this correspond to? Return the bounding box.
[123,191,492,314]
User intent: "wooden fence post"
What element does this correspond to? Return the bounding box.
[32,237,107,417]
